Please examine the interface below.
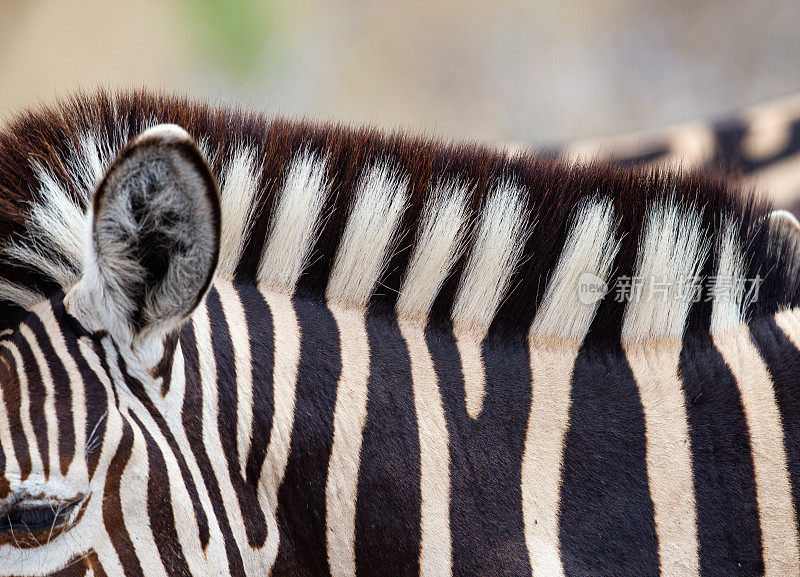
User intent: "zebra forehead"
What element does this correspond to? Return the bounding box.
[0,89,796,343]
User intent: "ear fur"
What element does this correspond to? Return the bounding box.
[66,124,221,358]
[769,209,800,235]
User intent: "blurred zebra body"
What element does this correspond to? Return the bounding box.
[554,92,800,215]
[0,91,799,576]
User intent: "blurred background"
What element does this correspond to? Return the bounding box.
[3,0,800,144]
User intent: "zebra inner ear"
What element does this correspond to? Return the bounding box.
[69,124,221,354]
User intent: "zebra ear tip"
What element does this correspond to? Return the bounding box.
[769,209,800,235]
[133,123,193,145]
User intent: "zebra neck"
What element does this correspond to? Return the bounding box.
[169,276,800,574]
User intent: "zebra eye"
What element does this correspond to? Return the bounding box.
[0,501,77,536]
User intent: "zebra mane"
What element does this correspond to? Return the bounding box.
[0,89,798,344]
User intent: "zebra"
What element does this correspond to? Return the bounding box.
[0,89,799,577]
[553,92,800,215]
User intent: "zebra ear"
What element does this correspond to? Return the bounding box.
[68,124,221,355]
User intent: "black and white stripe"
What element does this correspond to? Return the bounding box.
[0,92,797,576]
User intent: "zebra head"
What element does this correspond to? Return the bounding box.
[0,125,222,575]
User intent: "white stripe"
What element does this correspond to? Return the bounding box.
[39,302,89,485]
[775,307,800,346]
[715,326,800,576]
[258,151,329,291]
[326,305,370,577]
[151,336,230,569]
[397,181,469,321]
[522,342,575,577]
[117,409,170,577]
[711,218,747,334]
[78,337,124,449]
[530,197,618,340]
[622,201,709,343]
[524,199,615,569]
[193,302,265,577]
[216,280,255,476]
[456,334,486,419]
[1,341,45,476]
[19,324,60,475]
[327,162,407,307]
[627,341,699,577]
[219,147,261,277]
[398,318,452,576]
[78,334,131,577]
[127,395,212,572]
[158,412,220,569]
[452,181,529,335]
[452,181,529,417]
[258,290,301,572]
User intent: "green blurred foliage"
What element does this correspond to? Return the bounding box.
[177,0,279,78]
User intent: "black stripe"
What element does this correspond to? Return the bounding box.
[610,145,672,168]
[114,343,212,553]
[427,323,532,575]
[354,305,421,576]
[710,118,800,175]
[559,343,659,577]
[54,299,109,481]
[206,288,268,548]
[87,551,109,577]
[7,339,37,480]
[129,411,194,577]
[272,296,339,577]
[0,350,11,490]
[238,283,275,487]
[179,319,246,574]
[45,551,105,577]
[103,420,144,577]
[749,317,800,541]
[237,284,275,489]
[17,333,50,477]
[679,333,764,576]
[23,312,75,476]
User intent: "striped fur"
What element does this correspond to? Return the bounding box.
[1,90,799,339]
[2,286,800,575]
[0,91,799,576]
